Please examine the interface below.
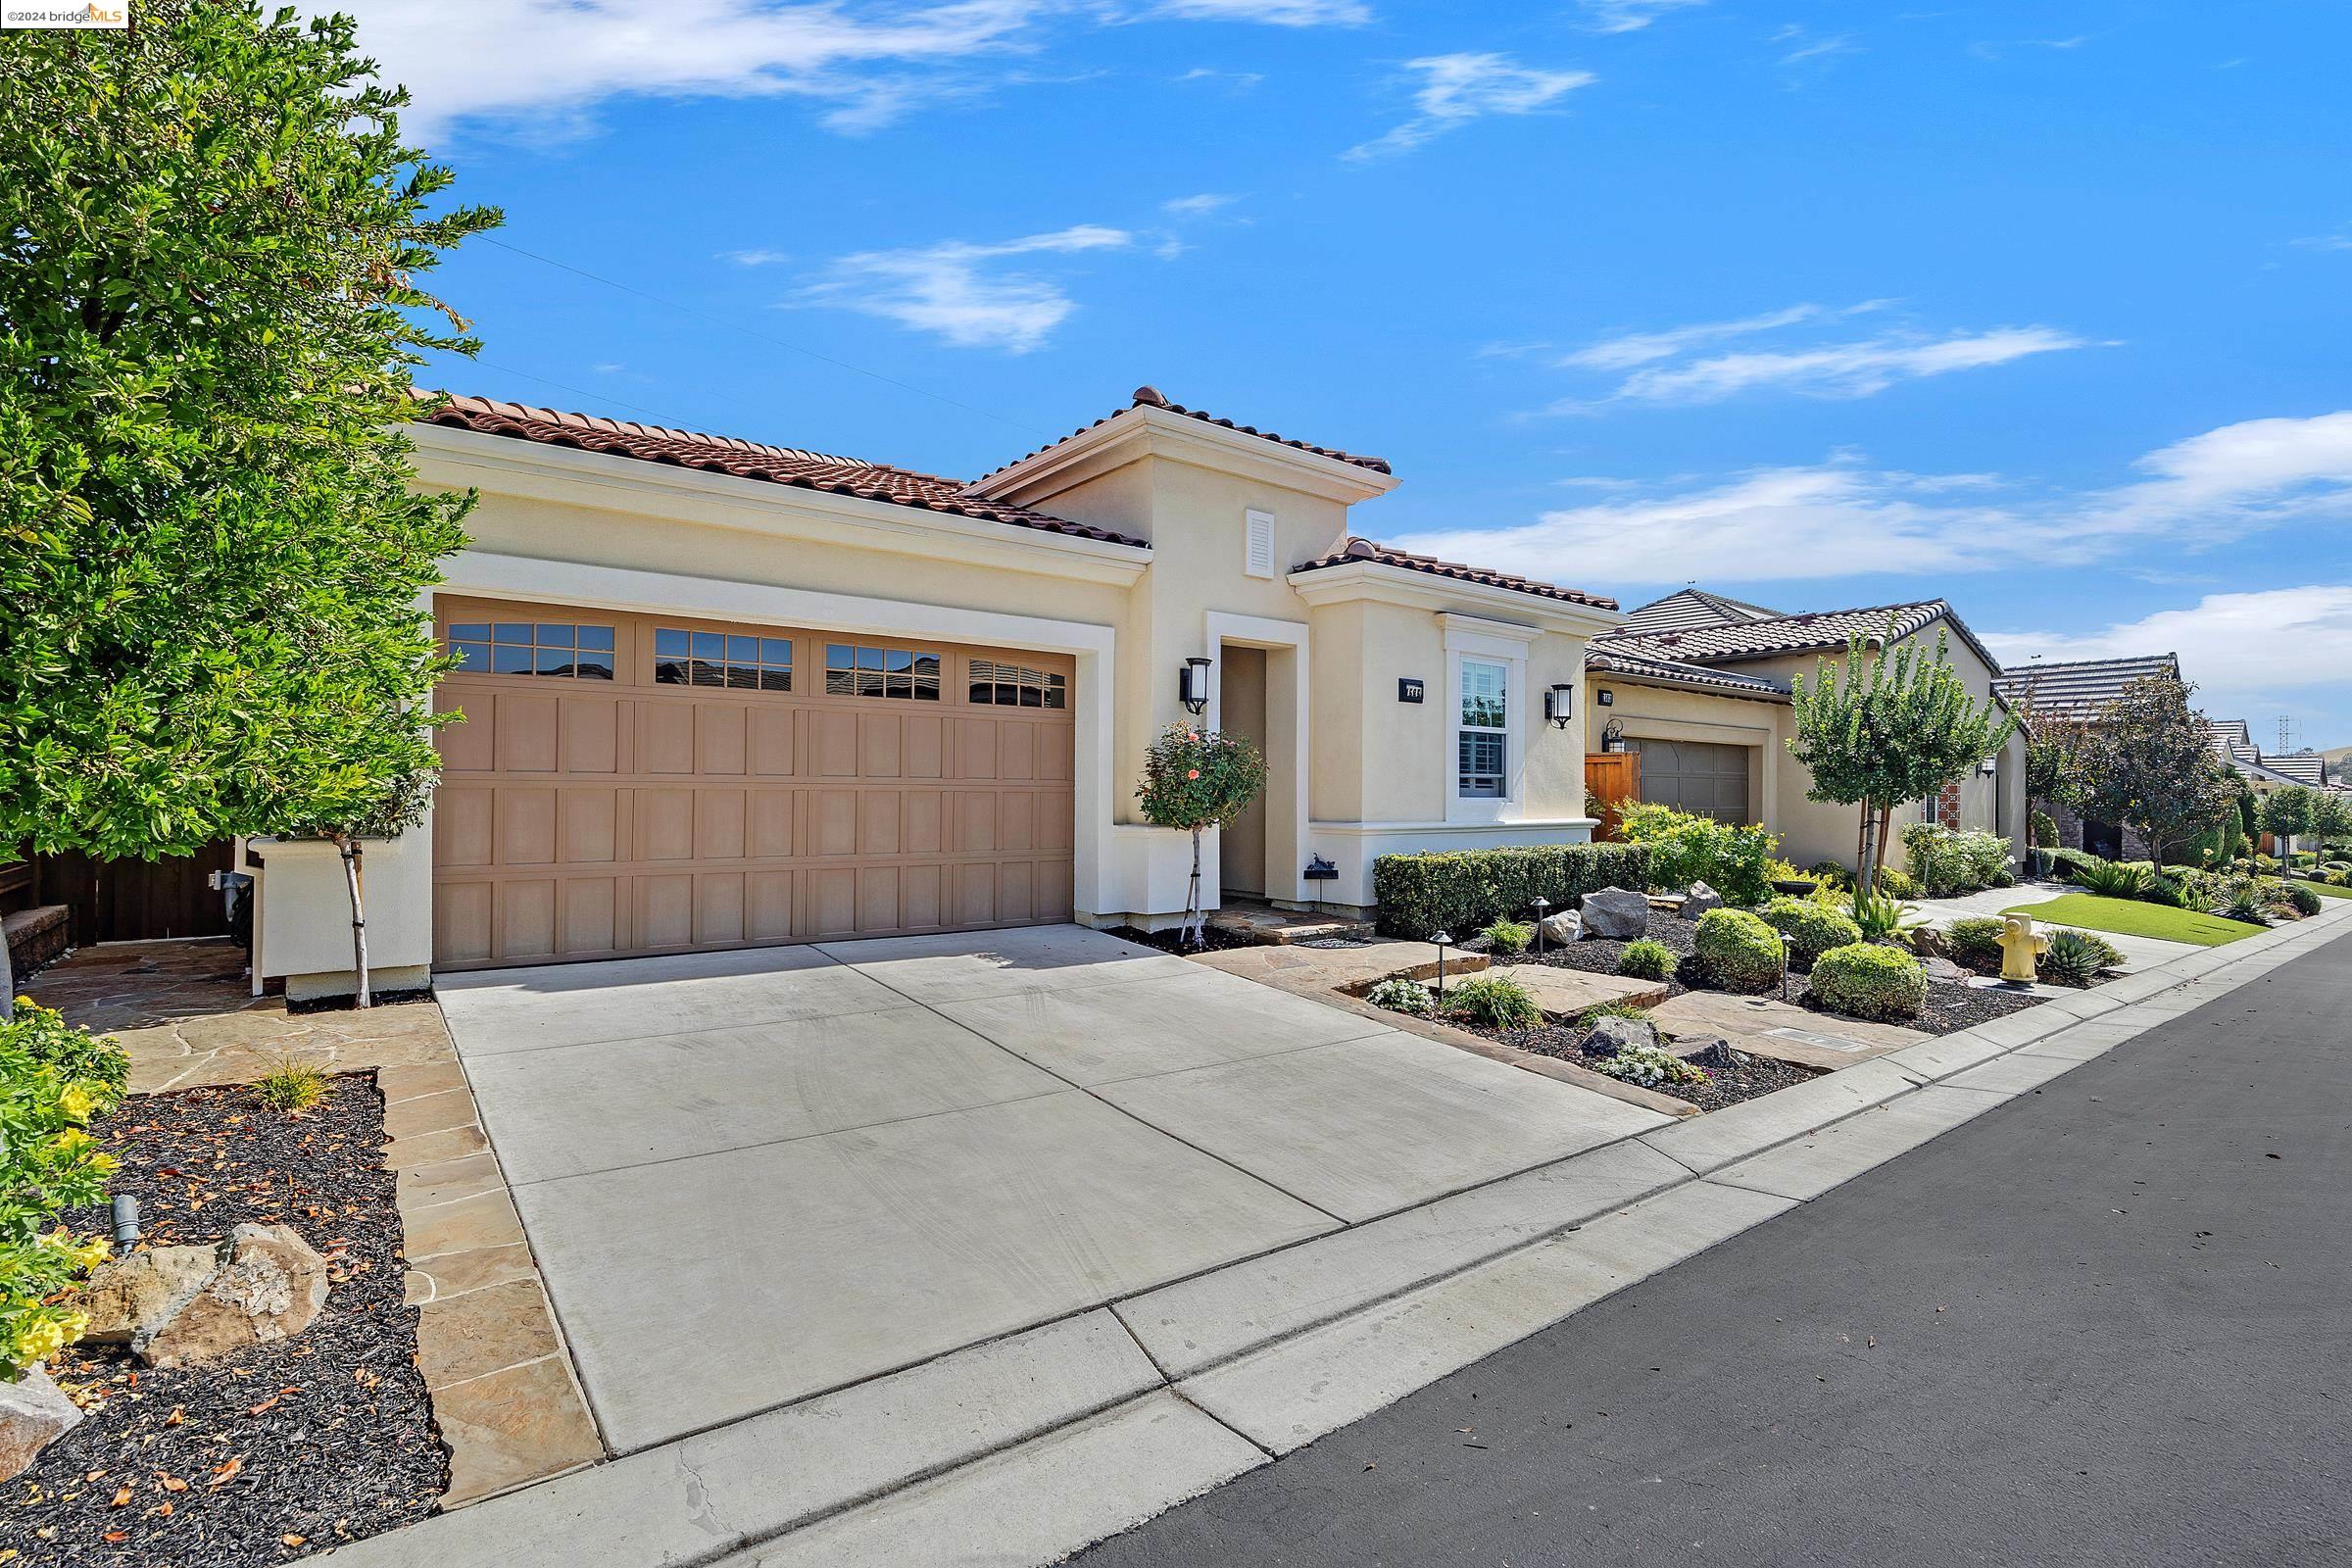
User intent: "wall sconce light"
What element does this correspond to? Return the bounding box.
[1179,657,1212,717]
[1979,756,1999,776]
[1599,717,1626,753]
[1544,683,1575,730]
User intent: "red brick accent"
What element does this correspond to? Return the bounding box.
[1937,781,1964,830]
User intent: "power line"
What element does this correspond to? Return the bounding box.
[476,236,1056,440]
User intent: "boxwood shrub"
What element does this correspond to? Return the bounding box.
[1760,896,1864,966]
[1946,915,2006,965]
[1807,942,1927,1020]
[1373,842,1653,940]
[1692,907,1784,993]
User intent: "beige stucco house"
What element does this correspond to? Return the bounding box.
[1584,589,2028,874]
[247,388,1626,998]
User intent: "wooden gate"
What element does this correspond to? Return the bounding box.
[1585,752,1642,841]
[30,844,234,945]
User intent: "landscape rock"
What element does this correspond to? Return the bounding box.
[1580,887,1651,941]
[0,1366,81,1483]
[1919,956,1970,986]
[1682,881,1726,918]
[1538,909,1582,946]
[1689,1038,1753,1070]
[1909,925,1955,961]
[136,1225,331,1370]
[74,1245,218,1346]
[1584,1015,1661,1056]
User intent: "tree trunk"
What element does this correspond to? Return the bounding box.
[1854,803,1875,888]
[1875,805,1897,890]
[338,835,371,1009]
[1184,826,1205,950]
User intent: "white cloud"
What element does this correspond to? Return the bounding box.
[1772,24,1857,68]
[719,248,792,267]
[1981,588,2352,710]
[1385,411,2352,587]
[1347,53,1595,160]
[796,223,1134,351]
[1562,303,1846,371]
[1578,0,1703,32]
[1544,304,2081,409]
[1163,192,1240,217]
[2291,225,2352,253]
[1597,325,2088,406]
[1175,65,1266,89]
[340,0,1355,137]
[1149,0,1369,22]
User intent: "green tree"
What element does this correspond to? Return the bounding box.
[1136,723,1267,948]
[0,4,499,1013]
[2259,784,2319,861]
[2019,702,2090,850]
[2076,677,2234,868]
[2314,790,2352,856]
[1788,623,2015,887]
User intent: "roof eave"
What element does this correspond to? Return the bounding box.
[1288,558,1624,633]
[966,404,1400,510]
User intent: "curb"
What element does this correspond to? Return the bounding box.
[323,902,2352,1568]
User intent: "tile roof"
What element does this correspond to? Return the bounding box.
[413,393,1150,549]
[1595,600,1999,669]
[2266,752,2327,786]
[970,385,1393,486]
[1992,654,2181,714]
[1621,587,1787,635]
[1585,643,1791,700]
[2206,718,2253,750]
[1288,536,1621,611]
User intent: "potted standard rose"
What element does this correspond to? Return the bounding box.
[1136,723,1268,950]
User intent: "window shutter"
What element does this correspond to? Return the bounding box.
[1245,510,1275,578]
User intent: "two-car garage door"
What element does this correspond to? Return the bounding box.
[1626,738,1752,825]
[430,599,1076,971]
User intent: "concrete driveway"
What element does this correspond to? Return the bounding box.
[434,925,1666,1453]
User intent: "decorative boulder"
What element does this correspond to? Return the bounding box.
[1580,887,1651,941]
[74,1245,219,1346]
[1682,881,1725,918]
[140,1224,330,1370]
[0,1367,81,1483]
[1688,1039,1751,1071]
[1919,956,1969,986]
[1538,909,1582,947]
[1584,1015,1661,1056]
[79,1225,332,1371]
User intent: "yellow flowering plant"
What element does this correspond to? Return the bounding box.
[1,1001,128,1380]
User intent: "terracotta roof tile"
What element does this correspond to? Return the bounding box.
[971,385,1393,486]
[414,392,1150,549]
[1586,644,1791,700]
[1621,587,1788,634]
[1596,599,2001,675]
[1289,536,1620,611]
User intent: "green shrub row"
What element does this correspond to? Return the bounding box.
[1373,842,1654,941]
[1615,803,1777,907]
[1900,823,2015,898]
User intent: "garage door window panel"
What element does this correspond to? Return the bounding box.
[827,644,940,701]
[656,627,792,692]
[450,621,613,679]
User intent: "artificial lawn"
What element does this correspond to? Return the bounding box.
[2296,878,2352,900]
[2003,892,2264,947]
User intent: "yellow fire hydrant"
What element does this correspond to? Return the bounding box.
[1999,913,2049,984]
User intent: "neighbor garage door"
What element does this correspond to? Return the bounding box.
[429,599,1075,970]
[1627,738,1751,824]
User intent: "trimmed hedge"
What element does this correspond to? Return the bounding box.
[1807,942,1927,1020]
[1373,842,1654,941]
[1760,896,1864,966]
[1692,907,1783,993]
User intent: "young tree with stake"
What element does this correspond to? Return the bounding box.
[1136,724,1267,949]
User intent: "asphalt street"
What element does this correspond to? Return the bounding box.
[1077,928,2352,1568]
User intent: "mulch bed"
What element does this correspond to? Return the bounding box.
[1105,924,1261,955]
[1494,911,1699,1001]
[12,1076,445,1565]
[1491,1023,1823,1109]
[1786,974,2046,1038]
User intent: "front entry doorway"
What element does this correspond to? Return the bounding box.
[1218,645,1269,899]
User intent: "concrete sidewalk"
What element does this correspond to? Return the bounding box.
[319,900,2352,1568]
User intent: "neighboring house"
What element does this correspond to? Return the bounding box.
[1584,593,2027,872]
[1992,654,2183,860]
[243,387,1627,997]
[2262,751,2328,788]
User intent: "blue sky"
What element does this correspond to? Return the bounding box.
[366,0,2352,751]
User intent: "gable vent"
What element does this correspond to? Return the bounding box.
[1245,510,1276,578]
